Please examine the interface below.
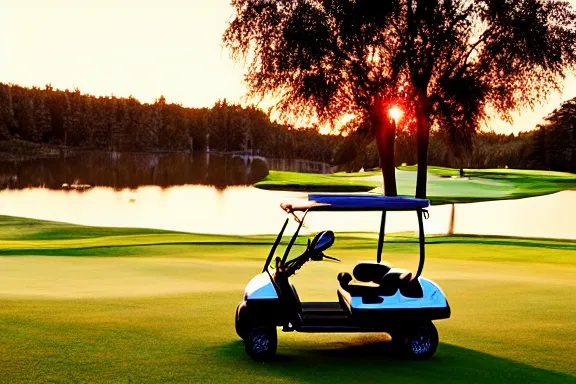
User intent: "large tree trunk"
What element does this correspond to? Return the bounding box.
[372,98,397,196]
[415,95,431,199]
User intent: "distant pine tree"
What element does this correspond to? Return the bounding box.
[545,99,576,172]
[529,126,548,170]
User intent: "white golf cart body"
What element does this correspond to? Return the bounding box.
[245,272,279,300]
[245,269,447,309]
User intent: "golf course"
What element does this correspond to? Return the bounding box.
[255,166,576,205]
[4,0,576,381]
[0,215,574,383]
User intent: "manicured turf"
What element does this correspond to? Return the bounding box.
[0,216,574,383]
[254,167,576,205]
[253,170,378,192]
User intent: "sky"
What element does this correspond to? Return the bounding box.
[1,0,575,134]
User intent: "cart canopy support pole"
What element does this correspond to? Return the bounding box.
[281,210,309,264]
[263,218,289,272]
[376,210,386,263]
[415,209,426,278]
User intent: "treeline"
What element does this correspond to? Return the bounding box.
[334,130,536,171]
[530,97,576,173]
[0,83,338,162]
[1,82,574,174]
[335,101,576,174]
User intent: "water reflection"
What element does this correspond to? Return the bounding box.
[452,190,576,240]
[0,152,334,191]
[0,150,574,239]
[0,185,573,239]
[0,186,449,235]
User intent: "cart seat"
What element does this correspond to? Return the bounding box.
[338,269,424,298]
[379,270,413,296]
[352,261,391,284]
[338,272,381,296]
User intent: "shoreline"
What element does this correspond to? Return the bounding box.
[0,140,66,162]
[1,213,576,243]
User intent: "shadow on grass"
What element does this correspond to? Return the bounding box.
[215,340,573,384]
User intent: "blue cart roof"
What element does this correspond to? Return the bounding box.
[281,194,430,212]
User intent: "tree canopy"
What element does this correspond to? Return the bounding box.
[224,0,576,197]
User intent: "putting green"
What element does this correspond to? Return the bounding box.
[254,166,576,205]
[0,216,574,383]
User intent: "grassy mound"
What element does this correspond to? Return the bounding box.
[253,170,378,192]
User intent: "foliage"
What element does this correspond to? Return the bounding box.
[334,101,576,173]
[334,130,534,170]
[0,83,339,162]
[224,1,400,126]
[2,81,576,177]
[224,0,576,198]
[531,97,576,172]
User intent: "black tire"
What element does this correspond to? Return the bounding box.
[244,327,277,361]
[235,303,248,340]
[390,322,439,360]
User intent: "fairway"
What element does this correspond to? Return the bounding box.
[0,216,574,383]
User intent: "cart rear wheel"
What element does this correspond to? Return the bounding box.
[391,322,439,360]
[245,327,277,361]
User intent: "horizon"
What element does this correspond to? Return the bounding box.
[2,0,575,134]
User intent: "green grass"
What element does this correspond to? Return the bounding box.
[254,170,378,192]
[401,165,576,179]
[254,167,576,205]
[0,216,575,383]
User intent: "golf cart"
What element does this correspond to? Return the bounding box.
[235,194,450,361]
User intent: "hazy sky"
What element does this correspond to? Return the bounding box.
[1,0,575,134]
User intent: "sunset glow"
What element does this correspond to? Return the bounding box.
[0,0,575,132]
[388,106,404,123]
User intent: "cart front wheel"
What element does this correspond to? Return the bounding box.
[245,327,277,361]
[391,321,439,360]
[235,303,248,340]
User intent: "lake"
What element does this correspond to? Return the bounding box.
[0,152,574,239]
[0,151,334,190]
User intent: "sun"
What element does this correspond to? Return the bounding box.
[388,106,404,123]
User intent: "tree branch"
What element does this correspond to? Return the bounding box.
[446,25,497,78]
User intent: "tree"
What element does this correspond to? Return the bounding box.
[0,84,16,139]
[223,0,576,198]
[539,97,576,172]
[396,0,576,197]
[31,91,52,143]
[223,1,404,195]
